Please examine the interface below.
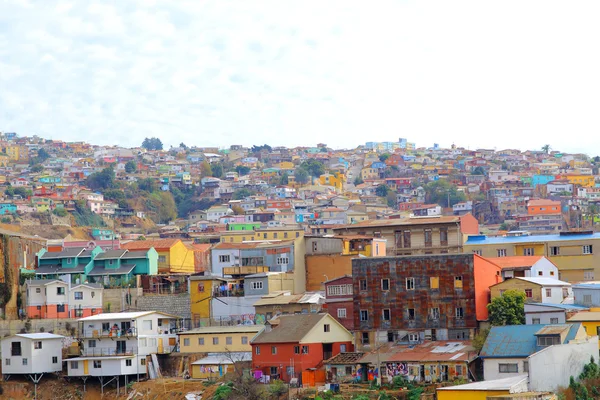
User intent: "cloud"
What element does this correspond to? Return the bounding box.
[1,0,600,154]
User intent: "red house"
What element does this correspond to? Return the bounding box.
[324,275,354,331]
[251,313,354,383]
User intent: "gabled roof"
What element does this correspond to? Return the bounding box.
[480,324,580,358]
[325,352,365,365]
[77,311,178,321]
[10,333,64,340]
[251,313,329,344]
[483,256,546,269]
[40,247,86,259]
[26,279,68,286]
[94,249,128,260]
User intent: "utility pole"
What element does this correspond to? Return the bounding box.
[375,333,381,386]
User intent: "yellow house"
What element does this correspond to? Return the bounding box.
[191,352,252,379]
[3,146,19,161]
[220,228,304,243]
[436,375,528,400]
[277,161,295,171]
[122,239,195,274]
[189,275,234,321]
[0,154,9,167]
[341,236,387,257]
[568,309,600,346]
[178,325,263,354]
[319,173,345,191]
[561,174,595,187]
[360,167,378,180]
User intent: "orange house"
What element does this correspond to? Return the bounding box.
[527,199,561,215]
[26,279,70,319]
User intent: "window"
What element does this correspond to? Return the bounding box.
[57,287,65,295]
[198,338,204,345]
[324,324,330,332]
[497,249,507,257]
[403,231,411,248]
[473,249,482,256]
[456,365,463,375]
[523,247,535,256]
[66,257,73,264]
[545,288,552,297]
[456,307,464,320]
[538,271,543,276]
[382,309,391,321]
[550,246,560,256]
[5,359,9,366]
[327,285,353,296]
[126,359,132,367]
[52,356,58,364]
[337,308,347,318]
[11,342,21,356]
[583,245,593,255]
[34,341,42,349]
[584,294,593,304]
[102,322,110,332]
[141,358,146,365]
[142,320,152,331]
[241,336,248,345]
[71,361,78,369]
[499,363,518,373]
[218,255,230,263]
[273,233,278,239]
[430,277,439,289]
[36,288,41,293]
[213,337,219,345]
[360,310,369,321]
[312,242,318,252]
[158,255,167,263]
[302,345,309,354]
[277,257,289,265]
[89,340,97,348]
[183,338,190,346]
[440,228,448,246]
[255,346,260,355]
[550,318,559,324]
[532,318,541,324]
[226,337,232,345]
[537,335,560,347]
[430,307,440,320]
[149,338,157,347]
[585,271,595,281]
[340,344,347,352]
[360,279,367,291]
[523,361,529,373]
[424,229,432,247]
[139,338,147,347]
[407,308,415,320]
[271,346,277,355]
[381,279,390,291]
[74,292,83,300]
[406,278,415,290]
[23,358,28,365]
[454,276,463,289]
[57,304,66,313]
[361,332,370,345]
[550,271,555,276]
[252,281,263,290]
[93,360,102,369]
[294,346,300,354]
[284,232,288,238]
[525,289,533,298]
[91,291,95,298]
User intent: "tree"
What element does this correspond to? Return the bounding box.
[179,142,187,149]
[30,164,44,173]
[471,166,485,175]
[125,160,137,173]
[200,160,212,178]
[279,172,289,185]
[86,167,115,190]
[386,190,398,208]
[424,180,467,207]
[211,163,223,178]
[353,176,364,185]
[250,144,272,153]
[138,178,158,193]
[542,144,551,154]
[141,137,163,151]
[233,188,254,200]
[294,168,309,184]
[379,153,391,162]
[235,165,250,176]
[376,184,390,197]
[299,159,325,178]
[37,148,50,162]
[472,328,490,353]
[487,290,526,326]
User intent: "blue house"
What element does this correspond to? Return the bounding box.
[0,203,17,214]
[36,247,103,284]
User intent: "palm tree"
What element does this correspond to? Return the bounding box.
[541,144,551,154]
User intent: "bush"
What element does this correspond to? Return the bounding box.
[0,217,10,224]
[268,379,287,397]
[53,208,68,217]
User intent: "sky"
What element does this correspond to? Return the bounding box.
[2,1,600,154]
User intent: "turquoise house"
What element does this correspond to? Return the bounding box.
[0,203,17,214]
[36,247,103,284]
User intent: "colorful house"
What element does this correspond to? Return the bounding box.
[251,313,354,383]
[121,239,194,274]
[319,173,344,191]
[178,325,263,354]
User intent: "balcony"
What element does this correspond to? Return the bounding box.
[223,266,269,276]
[80,327,138,339]
[81,347,138,357]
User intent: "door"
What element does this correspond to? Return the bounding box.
[158,338,164,353]
[419,365,425,381]
[117,340,127,354]
[441,365,448,381]
[83,360,89,375]
[121,321,131,335]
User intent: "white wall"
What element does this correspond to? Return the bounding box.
[26,283,46,306]
[541,286,568,304]
[70,286,103,310]
[525,310,565,324]
[483,357,528,381]
[529,337,598,392]
[531,259,559,279]
[1,337,63,374]
[210,249,238,276]
[67,356,143,377]
[45,281,69,305]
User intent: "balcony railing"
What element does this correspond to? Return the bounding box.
[81,347,138,357]
[223,266,269,276]
[80,327,138,339]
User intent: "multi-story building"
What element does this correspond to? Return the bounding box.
[67,311,179,382]
[177,325,263,354]
[121,239,193,274]
[324,275,354,330]
[1,333,65,380]
[333,215,479,256]
[464,231,600,282]
[352,254,501,350]
[489,277,572,304]
[25,279,104,319]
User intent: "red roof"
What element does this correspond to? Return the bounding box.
[483,256,554,269]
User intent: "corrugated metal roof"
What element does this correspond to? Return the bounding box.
[251,314,331,344]
[437,375,528,391]
[359,341,476,364]
[466,232,600,245]
[568,312,600,322]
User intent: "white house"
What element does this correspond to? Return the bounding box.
[486,256,560,281]
[69,283,104,318]
[25,279,104,319]
[1,333,64,379]
[525,303,590,325]
[67,311,180,380]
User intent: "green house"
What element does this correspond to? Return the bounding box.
[87,248,158,287]
[36,247,102,284]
